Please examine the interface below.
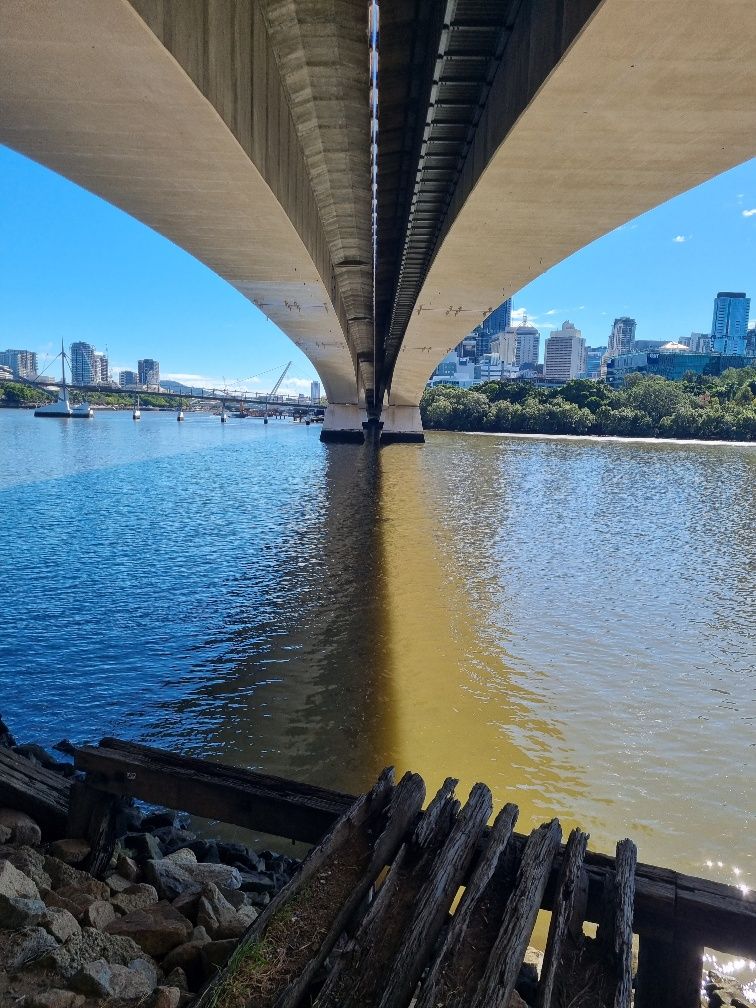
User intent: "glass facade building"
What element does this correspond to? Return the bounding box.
[711,292,750,355]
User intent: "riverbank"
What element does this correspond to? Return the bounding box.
[461,430,756,448]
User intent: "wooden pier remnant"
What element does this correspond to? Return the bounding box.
[0,736,749,1006]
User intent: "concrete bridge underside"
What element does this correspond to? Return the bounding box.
[1,1,755,443]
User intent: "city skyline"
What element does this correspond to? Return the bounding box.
[2,145,755,386]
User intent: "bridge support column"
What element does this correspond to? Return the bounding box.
[379,405,424,444]
[319,404,368,444]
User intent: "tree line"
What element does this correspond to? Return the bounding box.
[420,368,756,441]
[0,381,179,410]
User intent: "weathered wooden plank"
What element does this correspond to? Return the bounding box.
[0,745,70,839]
[73,738,354,844]
[471,819,563,1008]
[377,783,493,1008]
[611,838,637,1008]
[194,768,424,1008]
[635,935,704,1008]
[535,827,589,1008]
[415,802,520,1008]
[68,781,124,879]
[315,778,462,1008]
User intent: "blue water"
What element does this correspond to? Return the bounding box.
[1,409,754,895]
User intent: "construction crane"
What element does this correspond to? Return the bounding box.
[264,361,291,424]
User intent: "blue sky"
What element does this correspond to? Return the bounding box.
[1,144,755,384]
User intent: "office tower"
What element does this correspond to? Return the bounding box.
[70,342,96,384]
[608,317,636,356]
[509,322,540,366]
[584,346,607,378]
[310,380,321,402]
[543,321,586,381]
[119,370,140,387]
[0,349,38,379]
[138,358,160,386]
[481,299,512,338]
[711,292,750,355]
[490,330,517,364]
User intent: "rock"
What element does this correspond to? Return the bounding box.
[216,842,263,873]
[509,994,529,1008]
[0,925,58,972]
[0,860,41,900]
[246,891,270,909]
[43,857,109,900]
[515,961,539,1004]
[142,811,189,833]
[196,882,248,940]
[3,846,52,890]
[110,961,155,999]
[105,872,133,893]
[115,806,144,836]
[124,833,163,862]
[172,888,201,923]
[40,886,96,922]
[0,716,17,747]
[144,859,199,901]
[47,839,91,866]
[40,906,80,943]
[161,937,209,977]
[153,828,197,856]
[238,870,276,895]
[0,809,42,845]
[218,885,246,910]
[111,883,159,914]
[25,991,84,1008]
[187,840,220,864]
[106,901,193,957]
[129,955,159,988]
[117,853,140,882]
[0,825,11,843]
[70,958,113,996]
[236,904,258,929]
[148,986,182,1008]
[165,848,197,869]
[191,926,210,942]
[186,862,242,890]
[164,967,189,992]
[0,894,46,928]
[39,926,150,979]
[200,938,237,973]
[81,899,116,929]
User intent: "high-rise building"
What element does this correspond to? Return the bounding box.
[543,321,586,381]
[138,358,160,386]
[0,349,38,379]
[490,330,517,364]
[711,292,750,355]
[584,346,607,378]
[119,370,140,387]
[746,326,756,357]
[92,351,109,384]
[481,299,512,338]
[70,342,96,384]
[608,317,636,356]
[310,380,321,402]
[508,323,540,366]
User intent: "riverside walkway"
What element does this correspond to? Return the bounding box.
[1,738,753,1007]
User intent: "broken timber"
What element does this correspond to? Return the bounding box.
[0,745,70,839]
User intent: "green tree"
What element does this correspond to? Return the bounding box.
[625,376,686,425]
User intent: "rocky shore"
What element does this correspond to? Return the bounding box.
[0,725,751,1007]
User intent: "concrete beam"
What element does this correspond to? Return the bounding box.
[379,405,424,445]
[320,403,368,444]
[388,0,756,406]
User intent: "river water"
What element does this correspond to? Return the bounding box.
[0,409,753,898]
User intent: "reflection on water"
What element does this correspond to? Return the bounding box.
[0,412,753,894]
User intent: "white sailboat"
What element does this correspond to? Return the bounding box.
[35,342,92,418]
[133,395,141,420]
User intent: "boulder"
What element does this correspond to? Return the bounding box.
[81,899,117,929]
[164,967,189,993]
[172,888,201,923]
[218,886,246,910]
[148,986,182,1008]
[3,846,52,890]
[70,958,113,997]
[115,806,144,836]
[129,955,159,988]
[105,872,133,894]
[161,937,209,978]
[47,839,91,866]
[40,906,80,943]
[165,848,197,869]
[143,859,199,901]
[142,811,189,832]
[196,883,248,940]
[0,809,42,845]
[186,862,242,890]
[116,853,140,882]
[200,938,237,973]
[39,926,151,980]
[216,842,263,873]
[110,961,155,999]
[0,825,11,843]
[0,925,58,972]
[40,886,96,922]
[237,870,276,895]
[153,828,197,856]
[123,833,163,862]
[187,840,220,864]
[43,857,109,901]
[0,860,41,900]
[110,883,159,915]
[0,894,47,929]
[236,904,258,929]
[106,901,193,957]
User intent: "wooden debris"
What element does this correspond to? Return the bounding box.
[193,767,425,1008]
[0,744,70,839]
[471,819,563,1008]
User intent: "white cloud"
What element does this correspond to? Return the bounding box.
[545,308,559,316]
[672,234,689,243]
[162,372,316,397]
[742,208,756,217]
